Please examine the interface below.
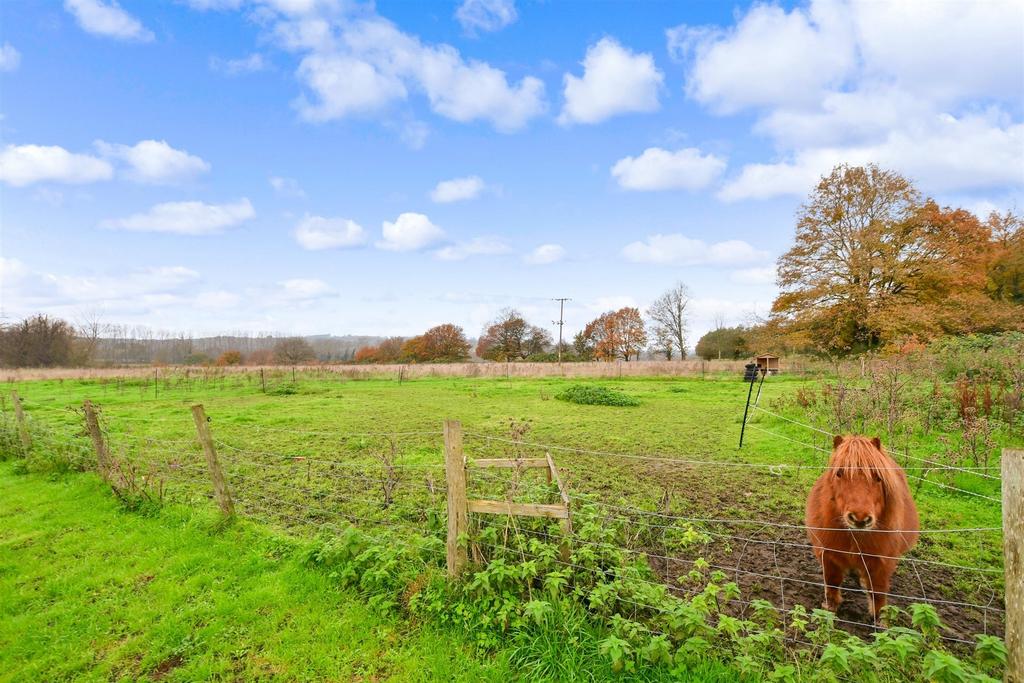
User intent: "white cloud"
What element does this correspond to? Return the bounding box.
[852,0,1023,102]
[668,1,855,114]
[611,147,725,191]
[730,265,777,286]
[282,14,546,132]
[455,0,517,35]
[719,111,1024,201]
[434,237,510,261]
[279,278,333,300]
[622,234,766,266]
[430,175,486,203]
[377,212,445,251]
[295,53,407,119]
[674,0,1024,200]
[95,139,210,184]
[0,43,21,72]
[210,53,266,75]
[100,198,255,235]
[2,261,200,312]
[559,38,663,125]
[293,214,367,250]
[0,144,113,186]
[524,243,565,265]
[64,0,154,42]
[269,175,305,198]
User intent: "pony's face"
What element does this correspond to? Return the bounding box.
[831,467,884,529]
[828,435,888,530]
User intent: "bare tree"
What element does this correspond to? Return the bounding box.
[647,282,691,360]
[273,337,317,364]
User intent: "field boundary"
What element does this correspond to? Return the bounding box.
[3,389,1018,680]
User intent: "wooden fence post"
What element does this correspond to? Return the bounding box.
[445,419,468,578]
[191,404,234,516]
[82,400,111,477]
[1004,449,1023,683]
[10,390,31,453]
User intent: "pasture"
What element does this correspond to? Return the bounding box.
[1,369,1013,680]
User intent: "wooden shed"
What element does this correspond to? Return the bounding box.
[755,354,781,375]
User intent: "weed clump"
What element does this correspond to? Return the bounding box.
[556,385,640,407]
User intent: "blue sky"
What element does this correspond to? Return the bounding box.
[1,0,1022,344]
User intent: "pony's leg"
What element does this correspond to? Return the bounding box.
[820,555,845,611]
[865,561,894,621]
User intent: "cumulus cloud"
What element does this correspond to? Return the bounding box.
[524,243,565,265]
[611,147,725,191]
[377,212,445,251]
[0,42,21,72]
[621,234,766,266]
[430,175,486,203]
[672,0,1024,200]
[434,237,510,261]
[455,0,517,35]
[94,139,210,184]
[210,53,266,75]
[0,144,113,186]
[718,112,1024,201]
[276,11,546,132]
[64,0,154,42]
[668,1,854,114]
[293,214,367,250]
[100,198,255,235]
[559,38,663,125]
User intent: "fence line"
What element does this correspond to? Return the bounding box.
[746,423,1003,503]
[2,394,1010,660]
[751,405,1003,479]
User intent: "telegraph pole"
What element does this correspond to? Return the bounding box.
[552,298,571,365]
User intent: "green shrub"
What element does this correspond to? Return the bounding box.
[556,385,640,407]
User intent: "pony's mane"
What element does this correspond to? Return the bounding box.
[828,436,903,494]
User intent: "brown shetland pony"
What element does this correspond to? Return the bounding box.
[805,435,919,620]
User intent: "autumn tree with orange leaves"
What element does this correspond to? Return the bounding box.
[577,307,648,361]
[401,324,470,362]
[771,164,1022,355]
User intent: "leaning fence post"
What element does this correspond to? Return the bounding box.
[82,400,111,478]
[1004,449,1023,683]
[10,390,31,453]
[445,419,468,578]
[191,404,234,516]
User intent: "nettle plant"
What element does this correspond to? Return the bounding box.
[302,495,1005,681]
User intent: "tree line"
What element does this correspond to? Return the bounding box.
[4,164,1020,368]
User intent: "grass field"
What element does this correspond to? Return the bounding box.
[1,371,1012,680]
[0,462,514,682]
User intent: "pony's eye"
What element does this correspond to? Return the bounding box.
[835,470,843,478]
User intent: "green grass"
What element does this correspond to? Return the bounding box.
[556,384,641,406]
[2,371,1013,673]
[0,462,514,682]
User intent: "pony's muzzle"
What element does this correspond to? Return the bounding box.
[846,512,874,529]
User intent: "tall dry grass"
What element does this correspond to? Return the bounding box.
[0,359,809,382]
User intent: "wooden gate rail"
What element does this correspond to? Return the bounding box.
[445,419,573,577]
